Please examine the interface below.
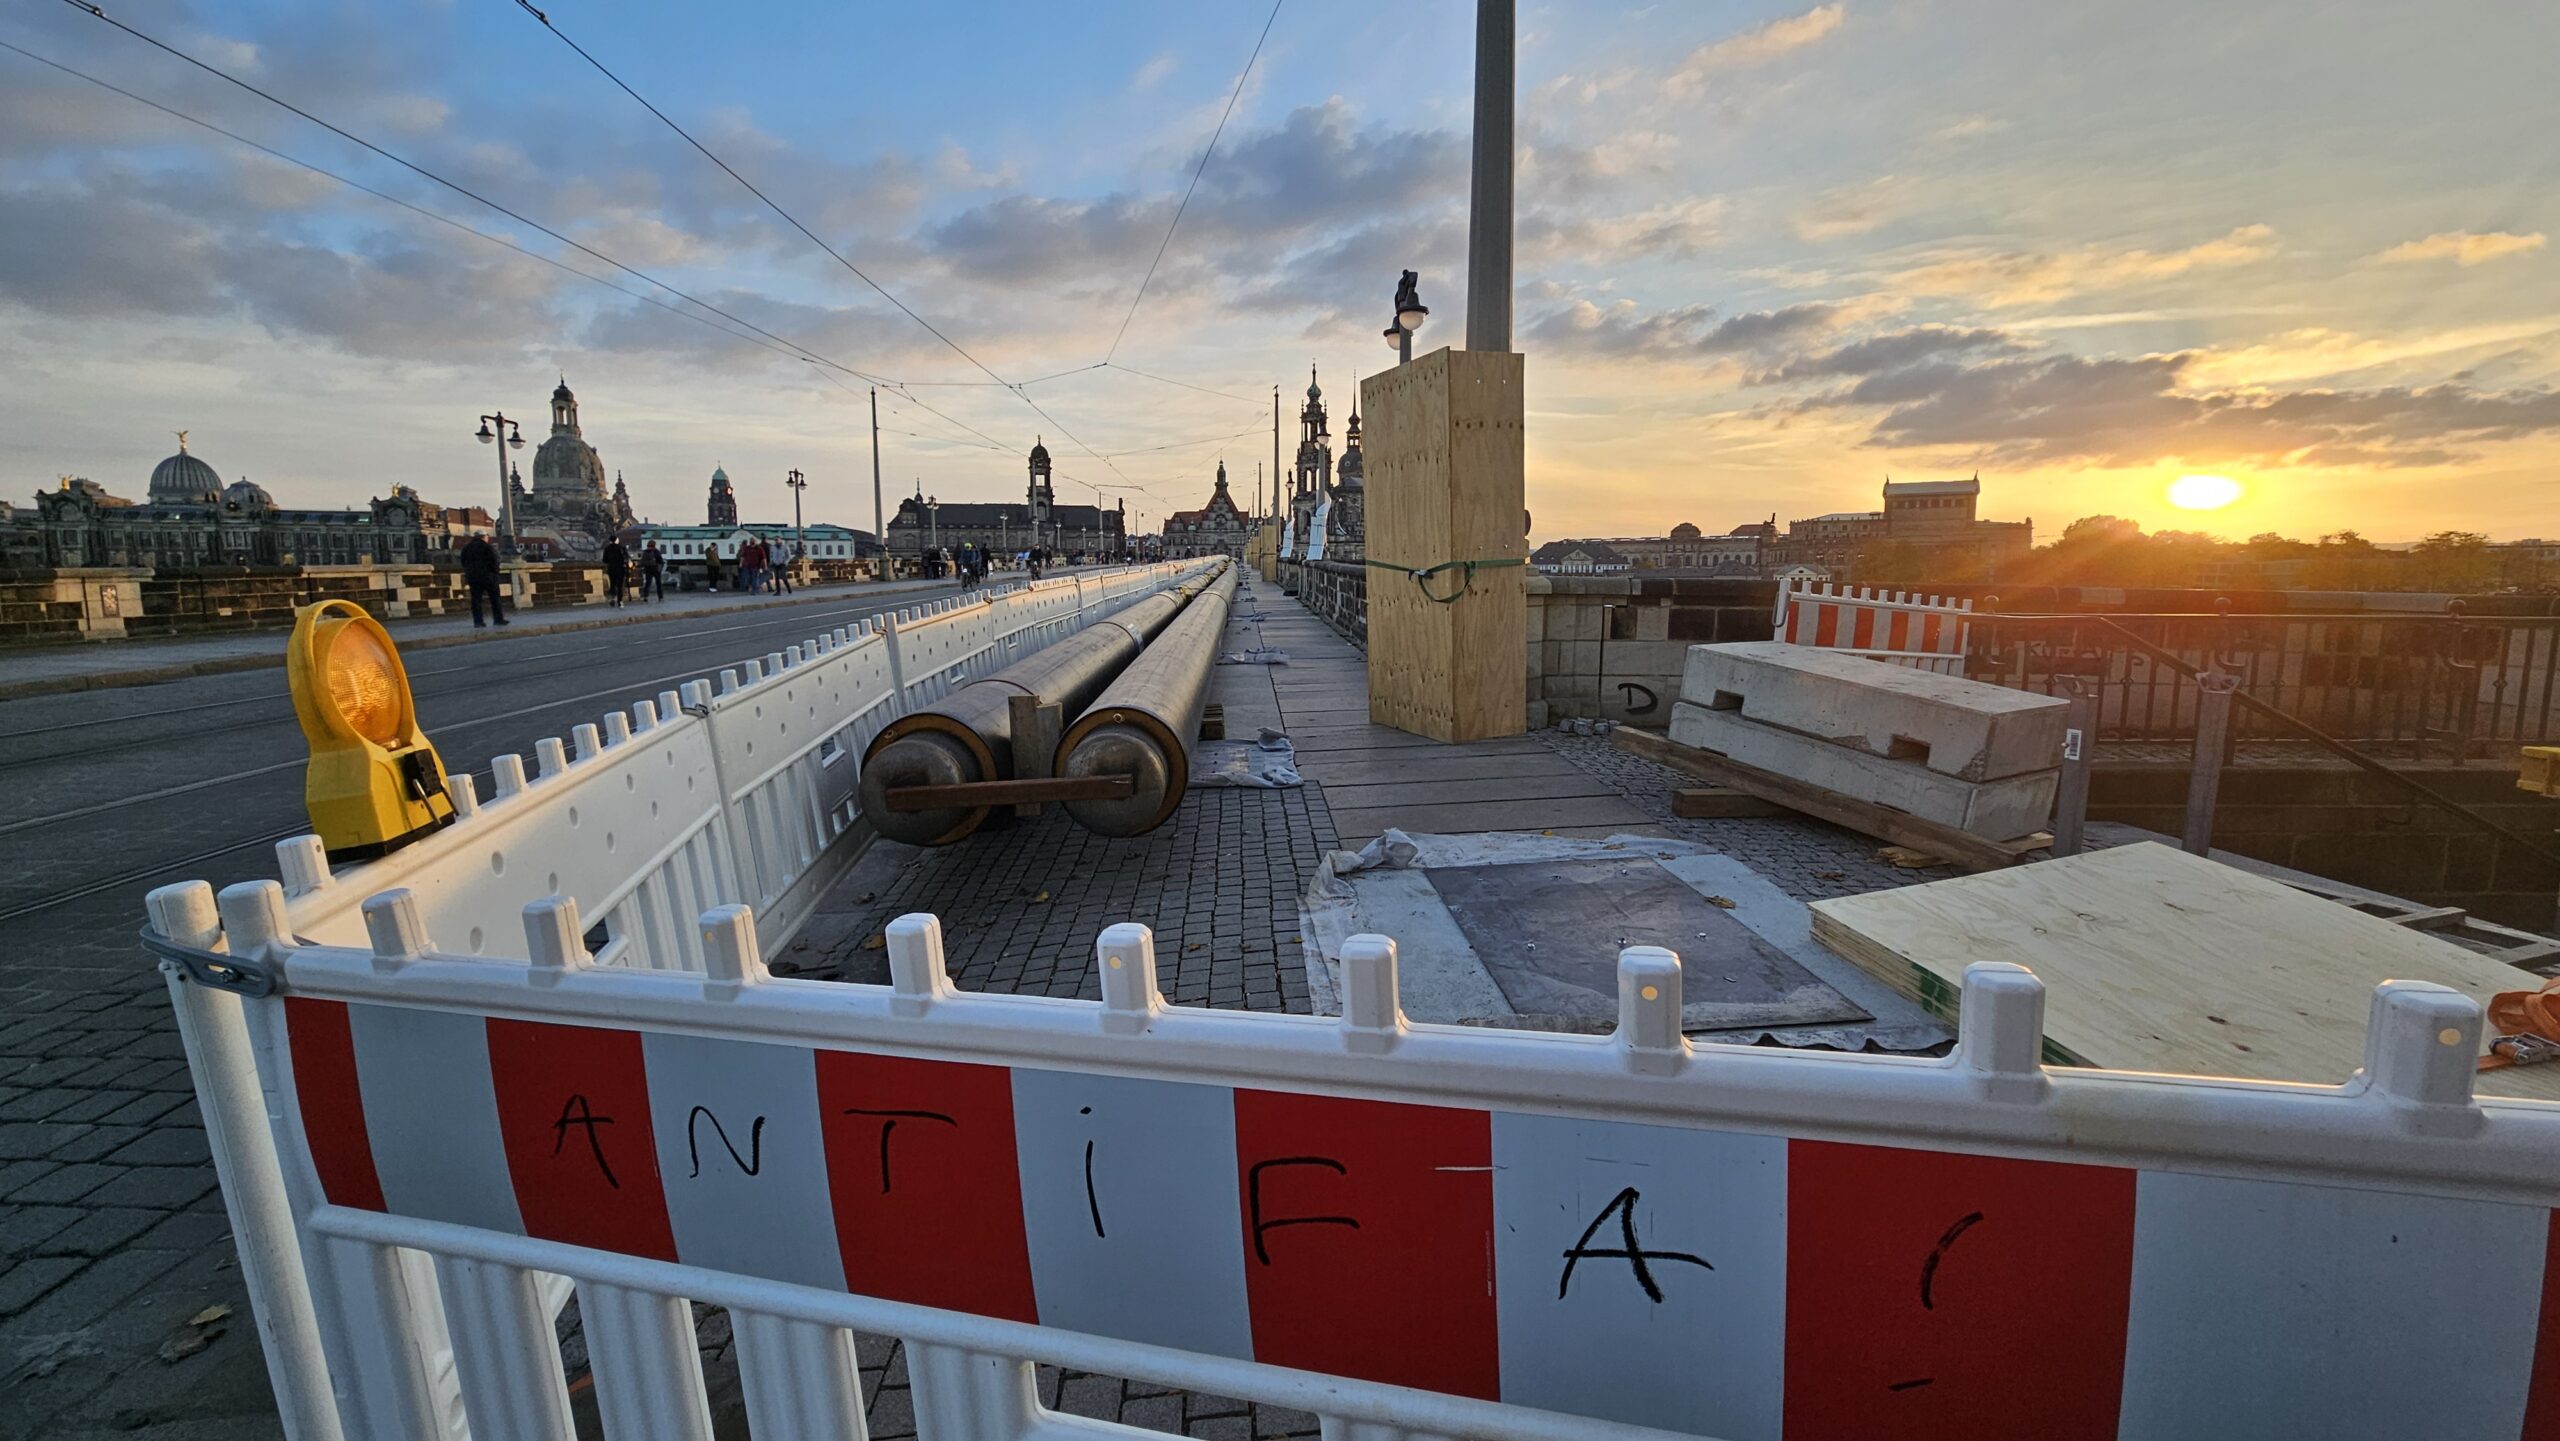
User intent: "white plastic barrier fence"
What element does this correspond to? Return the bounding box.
[1773,577,1971,675]
[148,878,2560,1441]
[274,561,1218,970]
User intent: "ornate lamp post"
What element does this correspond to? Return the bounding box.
[474,413,527,553]
[785,467,808,576]
[1383,270,1430,365]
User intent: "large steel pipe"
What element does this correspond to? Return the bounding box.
[1055,562,1240,837]
[858,568,1218,845]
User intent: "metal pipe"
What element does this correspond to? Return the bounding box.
[1055,564,1240,837]
[1465,0,1515,352]
[857,568,1220,846]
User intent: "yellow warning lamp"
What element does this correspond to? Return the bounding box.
[286,600,455,863]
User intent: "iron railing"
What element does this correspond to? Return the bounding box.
[1964,608,2560,754]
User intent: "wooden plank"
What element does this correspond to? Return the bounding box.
[1361,349,1527,742]
[1671,786,1789,820]
[1006,693,1063,818]
[1613,725,2042,872]
[1807,841,2560,1101]
[882,775,1131,812]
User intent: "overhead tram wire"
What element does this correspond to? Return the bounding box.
[0,39,857,376]
[1101,0,1285,366]
[57,0,904,389]
[515,2,1151,490]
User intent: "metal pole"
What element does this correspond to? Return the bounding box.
[2053,678,2096,856]
[869,388,886,581]
[1465,0,1515,352]
[2183,671,2240,856]
[1399,324,1413,365]
[787,468,806,577]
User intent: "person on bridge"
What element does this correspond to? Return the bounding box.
[602,537,630,609]
[638,541,665,601]
[460,533,507,628]
[772,541,796,597]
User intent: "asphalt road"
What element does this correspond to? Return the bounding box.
[0,578,1011,942]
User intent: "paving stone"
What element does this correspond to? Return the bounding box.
[1188,1415,1254,1441]
[0,1253,82,1317]
[36,1206,164,1257]
[95,1093,192,1128]
[865,1383,915,1439]
[103,1127,210,1168]
[45,1124,145,1163]
[1057,1375,1121,1420]
[0,1203,82,1257]
[79,1166,217,1212]
[1121,1393,1185,1433]
[130,1209,233,1252]
[1254,1404,1322,1437]
[4,1162,115,1205]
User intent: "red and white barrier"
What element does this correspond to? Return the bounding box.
[1774,578,1972,675]
[153,881,2560,1441]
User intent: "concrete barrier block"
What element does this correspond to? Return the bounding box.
[1678,640,2065,781]
[1668,701,2058,838]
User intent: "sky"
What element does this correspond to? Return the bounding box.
[1,0,2554,545]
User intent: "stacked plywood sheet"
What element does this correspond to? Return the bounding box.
[1668,641,2064,839]
[1809,841,2560,1101]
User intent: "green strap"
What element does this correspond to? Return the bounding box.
[1362,554,1526,605]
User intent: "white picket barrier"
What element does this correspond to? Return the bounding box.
[275,560,1217,969]
[1773,577,1972,674]
[145,887,2560,1441]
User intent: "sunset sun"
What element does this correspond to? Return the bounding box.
[2168,474,2245,511]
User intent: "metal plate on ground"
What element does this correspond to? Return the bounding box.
[1424,858,1872,1034]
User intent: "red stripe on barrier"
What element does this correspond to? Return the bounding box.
[1851,608,1876,649]
[2524,1210,2560,1440]
[1782,1140,2135,1440]
[1814,605,1839,648]
[1921,613,1944,654]
[1888,611,1911,652]
[1235,1092,1498,1399]
[486,1019,678,1262]
[1783,602,1802,642]
[816,1051,1037,1323]
[283,998,385,1212]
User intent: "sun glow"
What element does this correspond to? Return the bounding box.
[2168,473,2244,511]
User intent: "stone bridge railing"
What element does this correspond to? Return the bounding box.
[1278,556,1367,648]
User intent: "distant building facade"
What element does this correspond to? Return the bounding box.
[882,442,1127,565]
[633,522,871,581]
[1163,461,1252,559]
[1278,368,1364,559]
[1765,477,2031,577]
[0,432,488,571]
[508,380,631,561]
[1529,539,1634,575]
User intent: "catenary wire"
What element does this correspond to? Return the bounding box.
[1101,0,1285,364]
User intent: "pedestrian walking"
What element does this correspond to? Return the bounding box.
[602,537,629,608]
[460,533,508,627]
[740,534,767,595]
[772,541,797,597]
[639,541,665,601]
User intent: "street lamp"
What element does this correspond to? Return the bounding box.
[925,495,940,554]
[784,468,808,577]
[999,510,1009,555]
[1384,269,1430,364]
[475,413,527,554]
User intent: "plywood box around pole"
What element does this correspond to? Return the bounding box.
[1359,347,1527,742]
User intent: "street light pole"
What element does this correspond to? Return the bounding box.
[785,467,807,580]
[1465,0,1515,352]
[869,387,886,582]
[474,412,527,555]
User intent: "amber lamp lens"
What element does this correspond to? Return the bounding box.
[324,621,405,744]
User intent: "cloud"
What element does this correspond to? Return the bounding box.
[1800,349,2560,469]
[2376,230,2547,267]
[1522,298,1858,361]
[1665,4,1846,97]
[1791,176,1903,242]
[1894,225,2277,307]
[1750,325,2023,383]
[1131,53,1177,91]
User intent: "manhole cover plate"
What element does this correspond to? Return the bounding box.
[1425,857,1871,1033]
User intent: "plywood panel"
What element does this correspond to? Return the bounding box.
[1361,348,1527,742]
[1807,841,2560,1100]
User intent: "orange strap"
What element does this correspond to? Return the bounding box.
[2479,977,2560,1071]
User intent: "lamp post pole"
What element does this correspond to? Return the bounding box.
[474,412,526,555]
[783,470,803,565]
[869,388,886,582]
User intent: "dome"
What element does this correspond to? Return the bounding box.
[710,465,730,485]
[552,378,575,404]
[1028,440,1050,464]
[1336,447,1363,490]
[1669,522,1702,541]
[222,478,275,511]
[149,445,222,505]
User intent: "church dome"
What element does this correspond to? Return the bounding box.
[222,478,275,511]
[1028,440,1050,464]
[1669,522,1702,540]
[149,443,222,505]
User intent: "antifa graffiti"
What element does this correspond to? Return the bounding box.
[1246,1156,1362,1264]
[838,1107,959,1194]
[551,1093,619,1189]
[685,1105,766,1179]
